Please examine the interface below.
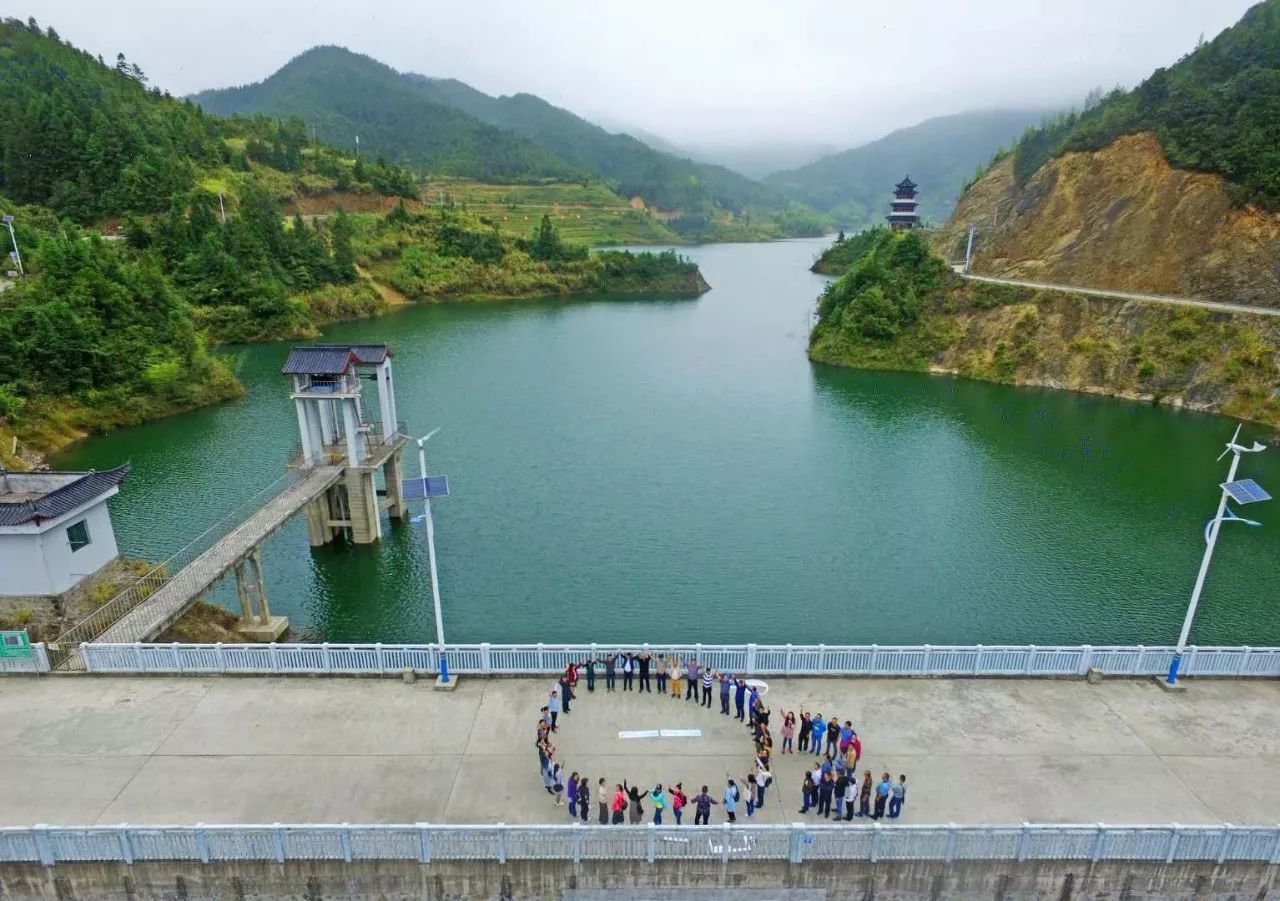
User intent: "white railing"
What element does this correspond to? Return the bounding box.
[2,823,1279,866]
[73,642,1280,678]
[0,643,49,673]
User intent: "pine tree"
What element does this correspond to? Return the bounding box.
[330,208,357,281]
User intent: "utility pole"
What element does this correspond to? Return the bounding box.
[964,226,977,274]
[1,215,23,276]
[216,193,227,224]
[408,428,453,686]
[355,134,360,158]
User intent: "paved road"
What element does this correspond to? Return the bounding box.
[2,675,1277,827]
[963,273,1280,319]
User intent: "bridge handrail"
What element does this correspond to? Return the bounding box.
[47,470,304,664]
[1,821,1276,865]
[75,642,1280,678]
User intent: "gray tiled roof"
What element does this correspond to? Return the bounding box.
[310,344,391,365]
[0,464,130,526]
[281,346,358,375]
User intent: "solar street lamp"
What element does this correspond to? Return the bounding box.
[1166,425,1269,685]
[402,428,453,683]
[1,215,23,276]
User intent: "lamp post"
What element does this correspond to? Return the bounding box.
[2,215,23,276]
[1166,425,1269,685]
[415,428,449,683]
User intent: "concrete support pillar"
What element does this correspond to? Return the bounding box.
[294,399,313,464]
[319,400,338,447]
[345,469,382,544]
[341,401,363,467]
[233,562,253,622]
[376,360,398,438]
[233,547,288,642]
[306,402,325,464]
[384,449,407,520]
[249,549,269,624]
[305,492,336,546]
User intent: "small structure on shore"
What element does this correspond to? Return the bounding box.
[0,465,129,596]
[886,176,920,231]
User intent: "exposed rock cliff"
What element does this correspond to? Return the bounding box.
[932,134,1280,306]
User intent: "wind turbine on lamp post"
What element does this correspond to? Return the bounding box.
[1165,425,1269,686]
[402,427,453,685]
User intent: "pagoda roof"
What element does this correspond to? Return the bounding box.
[895,175,917,190]
[0,464,130,526]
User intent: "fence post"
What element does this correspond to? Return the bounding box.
[696,643,703,666]
[975,644,984,673]
[497,824,507,864]
[646,823,656,863]
[922,644,932,675]
[537,644,545,671]
[785,644,793,674]
[817,644,826,673]
[416,823,430,863]
[572,822,583,865]
[1134,645,1145,675]
[272,824,286,863]
[1017,822,1030,861]
[870,644,879,673]
[869,822,882,863]
[721,823,730,864]
[214,643,226,672]
[134,641,144,672]
[1269,824,1280,864]
[171,642,183,672]
[322,642,333,673]
[481,643,492,674]
[1240,646,1252,676]
[269,643,280,673]
[1080,645,1093,675]
[945,824,957,862]
[118,826,134,865]
[1091,824,1106,862]
[32,825,53,867]
[1217,824,1233,864]
[1025,645,1036,675]
[338,824,353,863]
[745,644,758,674]
[375,643,385,673]
[1186,645,1198,675]
[33,642,49,673]
[1166,825,1179,863]
[193,824,208,865]
[789,823,804,864]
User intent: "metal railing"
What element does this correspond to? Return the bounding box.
[75,642,1280,678]
[47,471,303,670]
[288,419,407,469]
[0,643,49,673]
[2,822,1279,866]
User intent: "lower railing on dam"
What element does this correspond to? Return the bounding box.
[3,823,1280,867]
[71,641,1280,677]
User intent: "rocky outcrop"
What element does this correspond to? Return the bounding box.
[932,134,1280,306]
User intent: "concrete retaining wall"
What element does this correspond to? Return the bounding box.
[2,857,1278,900]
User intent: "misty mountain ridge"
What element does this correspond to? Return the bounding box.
[766,109,1055,227]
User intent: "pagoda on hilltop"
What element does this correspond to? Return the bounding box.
[886,175,919,231]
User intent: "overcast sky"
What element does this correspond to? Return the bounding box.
[23,0,1259,151]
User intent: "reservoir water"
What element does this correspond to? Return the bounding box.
[55,237,1280,646]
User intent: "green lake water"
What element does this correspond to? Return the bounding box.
[55,237,1280,646]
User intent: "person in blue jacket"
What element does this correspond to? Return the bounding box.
[810,714,826,756]
[723,778,740,823]
[733,677,748,720]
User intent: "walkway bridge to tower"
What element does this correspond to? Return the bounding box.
[48,344,409,670]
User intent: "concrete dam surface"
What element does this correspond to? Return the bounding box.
[1,674,1278,827]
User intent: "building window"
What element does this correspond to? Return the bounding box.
[67,520,91,552]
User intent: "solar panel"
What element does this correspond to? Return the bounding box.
[1222,479,1271,505]
[402,475,450,500]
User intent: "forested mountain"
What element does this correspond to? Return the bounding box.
[765,110,1049,227]
[930,0,1280,305]
[193,47,829,238]
[1006,0,1280,209]
[0,20,705,466]
[191,47,577,182]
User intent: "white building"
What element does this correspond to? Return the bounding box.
[0,465,129,597]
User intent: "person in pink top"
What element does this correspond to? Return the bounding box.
[781,711,796,753]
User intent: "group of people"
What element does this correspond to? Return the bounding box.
[533,654,908,826]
